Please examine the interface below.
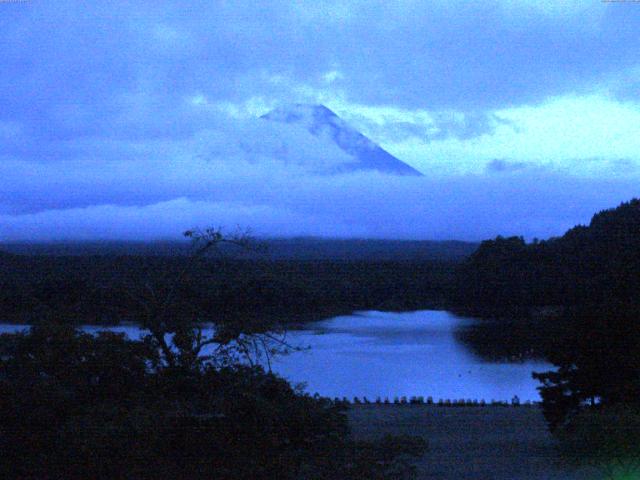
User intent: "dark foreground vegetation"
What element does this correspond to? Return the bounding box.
[455,199,640,477]
[0,232,427,479]
[0,323,425,479]
[2,200,640,477]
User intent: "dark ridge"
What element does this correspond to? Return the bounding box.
[0,238,479,261]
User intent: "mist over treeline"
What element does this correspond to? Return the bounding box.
[2,165,639,242]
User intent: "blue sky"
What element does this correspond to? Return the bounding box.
[1,0,640,241]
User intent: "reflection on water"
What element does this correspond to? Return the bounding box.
[273,311,550,402]
[0,310,551,402]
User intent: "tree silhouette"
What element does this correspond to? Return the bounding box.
[0,228,427,479]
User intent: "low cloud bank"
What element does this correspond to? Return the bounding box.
[2,111,637,242]
[1,163,637,242]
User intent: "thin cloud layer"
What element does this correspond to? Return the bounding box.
[1,146,638,242]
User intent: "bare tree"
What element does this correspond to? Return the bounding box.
[124,227,292,370]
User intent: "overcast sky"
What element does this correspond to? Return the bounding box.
[1,0,640,241]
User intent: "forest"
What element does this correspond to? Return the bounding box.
[454,198,640,317]
[454,199,640,473]
[0,254,455,326]
[0,231,429,479]
[1,200,639,477]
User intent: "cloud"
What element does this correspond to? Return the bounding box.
[1,1,639,242]
[485,159,529,173]
[1,99,639,242]
[359,93,640,175]
[1,147,639,242]
[334,105,511,145]
[2,0,639,129]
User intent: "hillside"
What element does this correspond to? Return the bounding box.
[448,198,640,364]
[453,198,640,317]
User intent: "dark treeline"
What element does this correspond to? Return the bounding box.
[453,199,640,360]
[2,202,639,475]
[1,237,478,261]
[0,254,455,326]
[0,231,427,479]
[453,198,640,318]
[453,198,640,459]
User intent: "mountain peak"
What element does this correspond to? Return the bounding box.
[262,104,423,176]
[262,104,338,124]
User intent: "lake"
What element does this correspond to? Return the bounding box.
[0,310,551,402]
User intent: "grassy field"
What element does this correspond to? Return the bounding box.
[348,405,600,480]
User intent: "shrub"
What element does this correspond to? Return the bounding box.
[0,324,426,479]
[557,406,640,479]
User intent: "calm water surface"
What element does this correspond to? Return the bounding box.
[272,311,550,402]
[0,310,551,402]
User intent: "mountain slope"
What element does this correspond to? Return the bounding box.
[262,104,423,176]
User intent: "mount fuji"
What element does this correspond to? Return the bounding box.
[261,104,423,176]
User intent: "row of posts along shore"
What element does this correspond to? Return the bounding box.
[319,395,535,407]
